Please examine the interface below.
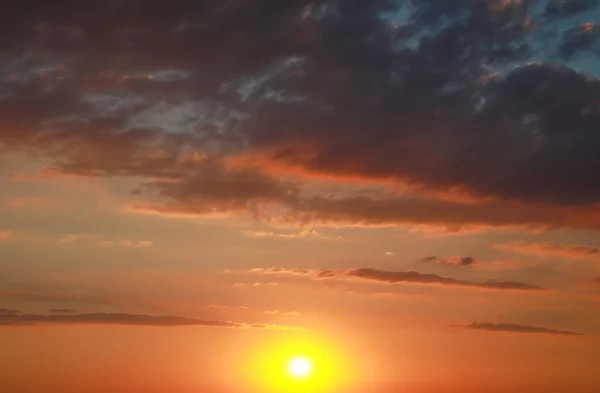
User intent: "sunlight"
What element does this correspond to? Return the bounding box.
[241,333,357,393]
[288,357,313,378]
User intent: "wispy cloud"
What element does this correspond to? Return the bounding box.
[264,310,301,316]
[206,304,249,311]
[59,234,153,248]
[420,256,478,267]
[467,321,582,336]
[58,234,96,244]
[0,308,20,316]
[250,267,543,291]
[0,309,303,331]
[48,309,77,314]
[240,227,340,240]
[497,242,600,260]
[99,240,154,248]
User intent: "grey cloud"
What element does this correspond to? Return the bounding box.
[345,268,542,291]
[253,267,543,291]
[0,310,301,330]
[545,0,597,17]
[0,308,20,316]
[2,1,600,228]
[421,256,478,266]
[468,321,582,336]
[48,309,77,314]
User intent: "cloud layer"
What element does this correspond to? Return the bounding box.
[2,1,600,229]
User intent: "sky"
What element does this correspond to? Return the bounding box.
[1,0,600,392]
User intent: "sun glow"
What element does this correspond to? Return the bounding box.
[240,333,360,393]
[288,357,313,378]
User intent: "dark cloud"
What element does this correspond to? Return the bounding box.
[288,194,600,230]
[560,22,600,58]
[345,268,542,291]
[2,1,600,228]
[252,267,543,291]
[421,256,478,266]
[0,310,300,330]
[0,308,20,316]
[545,0,597,17]
[467,321,582,336]
[48,309,77,314]
[498,241,600,259]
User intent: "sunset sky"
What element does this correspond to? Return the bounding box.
[1,1,600,392]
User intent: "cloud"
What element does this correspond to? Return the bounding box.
[421,256,478,267]
[251,267,543,291]
[0,308,20,316]
[239,227,338,240]
[343,268,542,291]
[263,309,300,316]
[2,1,600,230]
[0,309,302,331]
[206,304,249,311]
[498,242,600,260]
[58,234,96,244]
[48,309,77,314]
[99,240,154,248]
[467,321,582,336]
[59,234,154,248]
[250,268,313,276]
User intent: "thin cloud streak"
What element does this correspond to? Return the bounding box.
[0,310,303,331]
[498,242,600,260]
[251,267,544,291]
[467,321,583,336]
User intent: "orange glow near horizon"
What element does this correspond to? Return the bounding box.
[241,333,359,393]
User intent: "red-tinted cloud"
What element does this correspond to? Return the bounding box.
[498,242,600,260]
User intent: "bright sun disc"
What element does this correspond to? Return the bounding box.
[288,357,313,378]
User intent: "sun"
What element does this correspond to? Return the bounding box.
[288,357,313,378]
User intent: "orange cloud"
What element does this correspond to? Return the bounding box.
[250,267,544,291]
[99,240,154,248]
[497,242,600,260]
[240,227,340,240]
[58,233,153,248]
